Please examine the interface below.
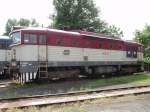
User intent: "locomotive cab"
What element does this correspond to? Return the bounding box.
[10,29,47,61]
[9,28,48,82]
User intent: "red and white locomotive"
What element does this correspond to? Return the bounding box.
[9,27,143,83]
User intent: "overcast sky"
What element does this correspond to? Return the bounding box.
[0,0,150,40]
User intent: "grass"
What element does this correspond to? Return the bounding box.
[10,72,150,90]
[82,72,150,89]
[3,72,150,99]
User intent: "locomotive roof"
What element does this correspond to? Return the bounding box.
[18,27,121,40]
[13,27,80,35]
[124,40,143,46]
[12,27,142,46]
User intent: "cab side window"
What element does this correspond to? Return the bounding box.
[24,34,37,44]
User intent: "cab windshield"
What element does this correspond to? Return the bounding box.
[10,31,21,44]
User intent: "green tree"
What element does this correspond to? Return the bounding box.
[30,18,39,27]
[4,18,39,36]
[52,0,123,37]
[18,18,30,26]
[3,19,18,36]
[134,24,150,58]
[106,25,123,37]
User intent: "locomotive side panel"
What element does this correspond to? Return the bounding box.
[48,46,83,61]
[47,46,140,63]
[12,45,38,61]
[83,49,124,62]
[12,45,139,62]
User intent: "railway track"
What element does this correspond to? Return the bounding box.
[1,84,150,109]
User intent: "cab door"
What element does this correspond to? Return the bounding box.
[38,34,48,61]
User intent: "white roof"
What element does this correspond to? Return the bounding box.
[48,29,80,35]
[19,27,80,35]
[125,40,142,45]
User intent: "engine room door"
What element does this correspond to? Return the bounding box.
[38,35,48,61]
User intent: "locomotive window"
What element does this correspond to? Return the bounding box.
[11,32,21,44]
[24,34,37,44]
[39,35,46,44]
[128,51,131,55]
[126,47,138,58]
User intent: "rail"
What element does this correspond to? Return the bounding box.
[1,84,150,109]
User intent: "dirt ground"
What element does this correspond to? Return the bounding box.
[37,93,150,112]
[80,94,150,112]
[5,93,150,112]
